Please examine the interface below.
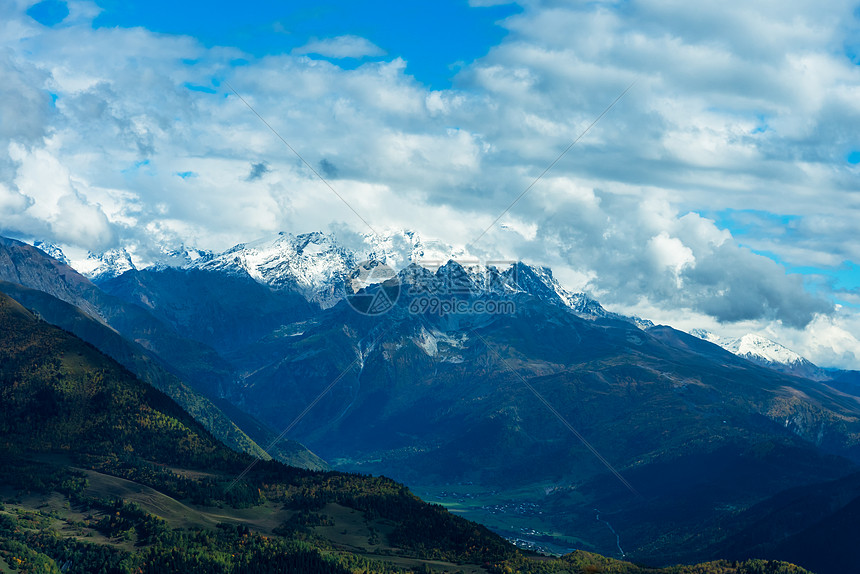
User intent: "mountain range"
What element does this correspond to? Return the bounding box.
[55,231,839,378]
[2,230,859,573]
[72,229,859,396]
[690,330,837,382]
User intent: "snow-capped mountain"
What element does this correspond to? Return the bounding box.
[497,262,653,327]
[727,334,812,366]
[186,229,472,309]
[691,330,806,365]
[186,230,626,322]
[189,231,359,308]
[509,263,610,317]
[52,228,636,324]
[28,241,136,284]
[152,245,214,269]
[362,229,466,267]
[75,248,137,284]
[33,241,70,265]
[690,329,826,380]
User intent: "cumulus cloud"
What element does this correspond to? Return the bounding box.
[7,143,116,249]
[783,310,860,369]
[0,48,53,186]
[293,35,386,59]
[531,189,832,329]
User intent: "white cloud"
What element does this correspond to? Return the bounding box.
[769,310,860,370]
[648,232,695,287]
[293,35,385,59]
[8,143,116,249]
[0,182,32,213]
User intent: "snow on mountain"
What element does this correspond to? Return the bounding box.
[187,229,646,324]
[63,228,639,325]
[358,234,617,323]
[189,231,358,308]
[33,241,70,265]
[689,329,722,346]
[730,334,809,365]
[75,248,137,284]
[514,263,610,316]
[152,245,214,269]
[502,262,654,327]
[690,330,808,366]
[689,329,828,380]
[186,230,473,309]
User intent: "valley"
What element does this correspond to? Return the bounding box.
[414,483,586,556]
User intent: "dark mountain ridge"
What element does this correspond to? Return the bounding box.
[0,279,325,469]
[0,237,234,398]
[98,266,317,354]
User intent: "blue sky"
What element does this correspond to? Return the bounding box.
[29,0,522,88]
[86,0,520,88]
[5,0,860,367]
[26,0,68,26]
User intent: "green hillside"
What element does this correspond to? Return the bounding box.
[0,279,327,470]
[0,291,224,464]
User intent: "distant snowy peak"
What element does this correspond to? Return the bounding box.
[730,334,811,366]
[33,241,70,266]
[73,229,636,324]
[691,330,812,367]
[184,229,640,321]
[186,229,470,308]
[729,334,785,361]
[190,231,357,308]
[77,248,136,284]
[689,329,721,345]
[503,263,589,309]
[409,259,644,326]
[153,245,213,269]
[522,265,609,318]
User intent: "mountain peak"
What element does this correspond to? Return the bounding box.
[731,333,809,366]
[361,228,462,266]
[191,231,356,308]
[33,241,70,265]
[691,329,818,375]
[152,244,214,269]
[502,262,617,321]
[54,229,637,326]
[75,248,136,284]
